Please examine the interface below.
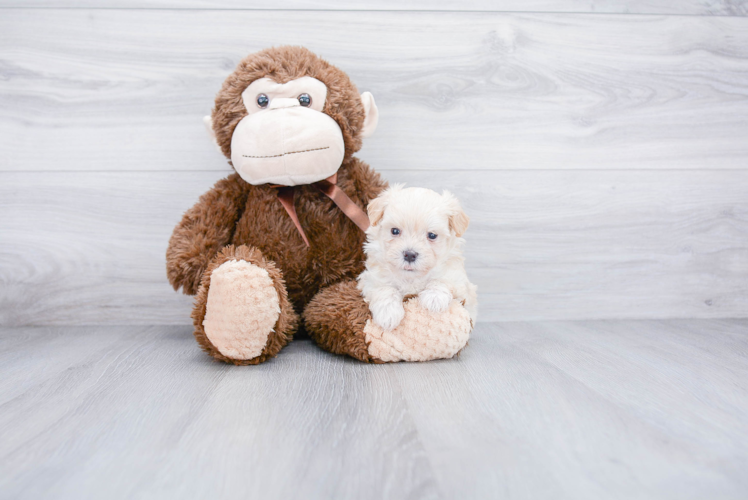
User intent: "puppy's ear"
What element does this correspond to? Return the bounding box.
[367,194,387,227]
[367,184,403,227]
[450,210,470,237]
[443,190,470,237]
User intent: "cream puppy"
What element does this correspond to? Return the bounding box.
[357,185,478,331]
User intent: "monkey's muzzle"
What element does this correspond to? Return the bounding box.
[230,100,345,186]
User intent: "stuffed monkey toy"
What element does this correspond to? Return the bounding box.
[166,46,472,365]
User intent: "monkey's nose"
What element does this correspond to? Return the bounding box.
[269,97,300,110]
[403,250,418,263]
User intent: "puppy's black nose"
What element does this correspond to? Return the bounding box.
[403,250,418,263]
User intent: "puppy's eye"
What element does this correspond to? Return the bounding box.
[298,93,312,107]
[391,228,401,236]
[256,94,269,108]
[427,232,438,240]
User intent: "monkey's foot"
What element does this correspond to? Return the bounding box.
[304,280,472,363]
[364,298,471,362]
[192,245,298,365]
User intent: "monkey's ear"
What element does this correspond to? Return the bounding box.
[367,193,387,227]
[360,92,379,138]
[443,191,470,237]
[203,115,221,151]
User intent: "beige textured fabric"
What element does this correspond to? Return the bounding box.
[203,260,281,360]
[364,299,472,362]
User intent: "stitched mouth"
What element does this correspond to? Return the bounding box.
[243,146,329,159]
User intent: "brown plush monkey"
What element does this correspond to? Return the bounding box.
[167,46,471,365]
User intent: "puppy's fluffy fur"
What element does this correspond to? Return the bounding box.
[357,185,478,330]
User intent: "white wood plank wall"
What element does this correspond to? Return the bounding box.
[1,3,747,325]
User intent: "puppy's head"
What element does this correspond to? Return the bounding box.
[365,185,469,275]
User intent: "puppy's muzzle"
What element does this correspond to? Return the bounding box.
[403,250,418,263]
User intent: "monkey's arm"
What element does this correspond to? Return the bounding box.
[166,173,249,295]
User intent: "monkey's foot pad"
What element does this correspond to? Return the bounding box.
[303,280,472,364]
[364,299,472,362]
[202,260,281,360]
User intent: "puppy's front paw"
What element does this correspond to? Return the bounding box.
[370,300,405,331]
[418,288,452,313]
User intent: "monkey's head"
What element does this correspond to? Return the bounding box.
[205,46,378,186]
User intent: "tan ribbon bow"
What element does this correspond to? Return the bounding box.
[272,172,370,247]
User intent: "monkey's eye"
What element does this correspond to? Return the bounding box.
[256,94,269,108]
[298,93,312,107]
[427,232,438,240]
[391,228,401,236]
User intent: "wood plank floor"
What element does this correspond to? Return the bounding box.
[1,320,746,499]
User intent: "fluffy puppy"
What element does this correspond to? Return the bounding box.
[357,185,478,330]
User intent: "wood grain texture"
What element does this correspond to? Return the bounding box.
[2,10,748,172]
[1,321,746,499]
[0,1,746,15]
[2,169,747,325]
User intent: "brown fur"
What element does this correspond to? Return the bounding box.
[166,46,387,363]
[167,175,250,295]
[191,245,299,365]
[303,280,383,363]
[212,46,368,164]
